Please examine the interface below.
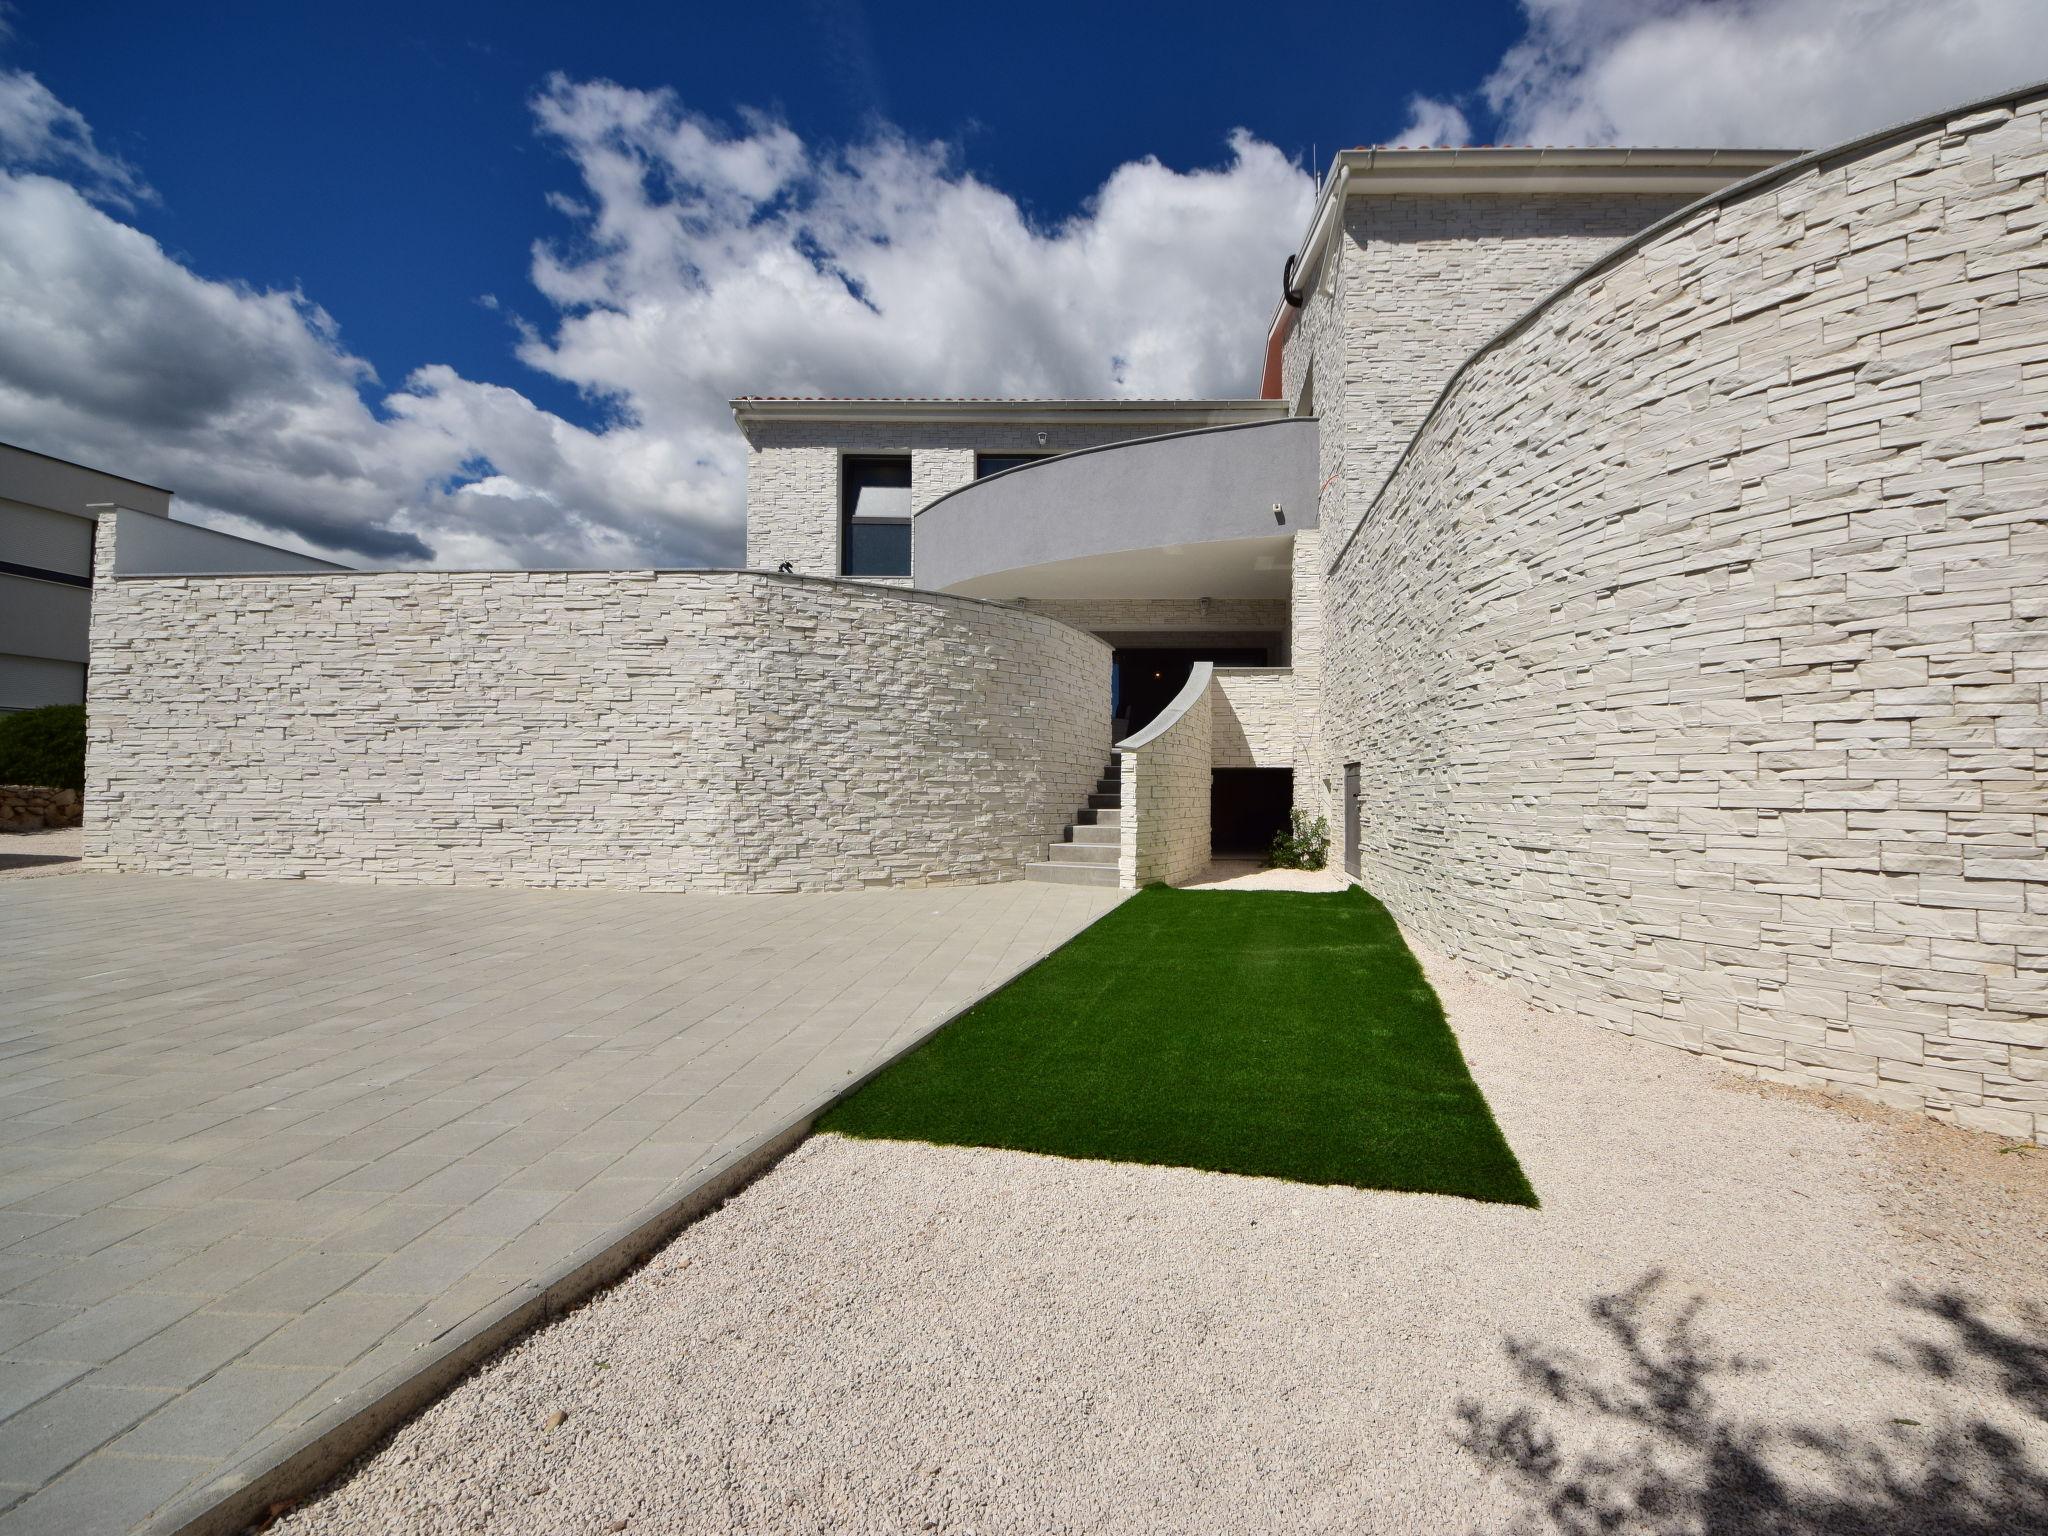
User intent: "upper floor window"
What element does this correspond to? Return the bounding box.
[975,452,1052,480]
[841,455,912,577]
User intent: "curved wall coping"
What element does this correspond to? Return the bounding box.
[1326,73,2048,577]
[102,558,1113,656]
[915,416,1319,519]
[1116,661,1215,752]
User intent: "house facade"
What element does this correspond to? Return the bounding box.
[730,147,1794,883]
[79,82,2048,1140]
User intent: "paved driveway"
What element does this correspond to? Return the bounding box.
[0,873,1120,1533]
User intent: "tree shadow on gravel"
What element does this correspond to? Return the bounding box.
[1454,1272,2048,1536]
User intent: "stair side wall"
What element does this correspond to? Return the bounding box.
[1118,677,1215,889]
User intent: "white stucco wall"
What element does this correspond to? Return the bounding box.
[1324,90,2048,1141]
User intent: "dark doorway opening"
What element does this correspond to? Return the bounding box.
[1212,769,1293,857]
[1112,646,1268,735]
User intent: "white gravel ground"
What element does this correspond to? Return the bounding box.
[1177,857,1347,892]
[282,937,2047,1535]
[0,825,80,879]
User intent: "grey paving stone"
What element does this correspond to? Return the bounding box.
[208,1251,380,1318]
[2,1244,186,1309]
[124,1237,301,1299]
[0,1359,89,1424]
[324,1200,460,1255]
[106,1366,326,1459]
[89,1310,285,1391]
[0,1382,176,1488]
[10,1293,203,1366]
[0,1449,206,1535]
[240,1293,424,1370]
[344,1237,508,1300]
[428,1188,564,1244]
[1,1207,164,1259]
[0,874,1121,1532]
[0,1304,76,1354]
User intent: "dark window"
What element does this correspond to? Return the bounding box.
[0,560,91,589]
[975,452,1052,480]
[840,455,912,576]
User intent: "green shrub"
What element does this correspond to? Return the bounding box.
[1268,809,1331,871]
[0,704,86,791]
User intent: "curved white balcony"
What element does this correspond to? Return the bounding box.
[910,417,1318,599]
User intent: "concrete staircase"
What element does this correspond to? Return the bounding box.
[1025,759,1123,888]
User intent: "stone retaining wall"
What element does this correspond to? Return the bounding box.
[1325,89,2048,1141]
[1211,668,1296,768]
[1118,665,1214,888]
[86,523,1110,893]
[0,784,80,831]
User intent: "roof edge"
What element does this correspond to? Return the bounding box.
[730,397,1287,426]
[0,438,174,496]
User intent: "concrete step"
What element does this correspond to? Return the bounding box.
[1025,860,1119,888]
[1094,777,1120,795]
[1068,823,1118,845]
[1049,841,1117,866]
[1077,807,1121,829]
[1087,791,1122,811]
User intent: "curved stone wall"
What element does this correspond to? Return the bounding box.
[1325,87,2048,1140]
[86,535,1110,893]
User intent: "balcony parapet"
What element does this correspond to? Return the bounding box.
[911,417,1318,596]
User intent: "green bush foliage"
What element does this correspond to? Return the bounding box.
[1268,809,1331,871]
[0,704,87,791]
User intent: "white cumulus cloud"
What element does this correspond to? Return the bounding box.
[1404,0,2048,150]
[0,69,1311,568]
[1394,95,1475,148]
[0,67,152,207]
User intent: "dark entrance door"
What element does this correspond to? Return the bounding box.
[1112,647,1268,735]
[1212,769,1293,856]
[1343,762,1361,879]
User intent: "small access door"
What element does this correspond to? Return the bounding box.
[1343,762,1361,880]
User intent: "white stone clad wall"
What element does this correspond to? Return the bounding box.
[1118,673,1215,888]
[1211,668,1296,768]
[1285,530,1325,816]
[742,420,1197,577]
[1324,93,2048,1141]
[87,531,1110,893]
[1323,191,1694,550]
[1280,188,1689,825]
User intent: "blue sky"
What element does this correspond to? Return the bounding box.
[0,0,2041,566]
[13,2,1523,431]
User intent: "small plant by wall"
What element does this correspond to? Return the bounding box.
[1269,810,1330,871]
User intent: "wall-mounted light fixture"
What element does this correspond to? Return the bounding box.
[1035,431,1049,447]
[1272,503,1286,525]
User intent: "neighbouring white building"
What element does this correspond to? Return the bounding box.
[78,84,2048,1140]
[0,440,342,714]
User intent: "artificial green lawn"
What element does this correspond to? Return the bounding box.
[820,884,1537,1206]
